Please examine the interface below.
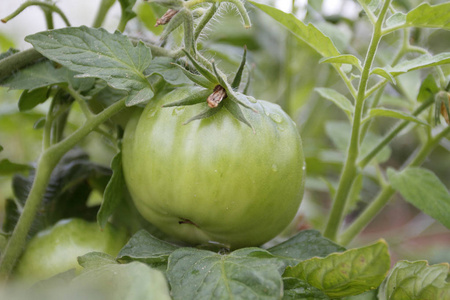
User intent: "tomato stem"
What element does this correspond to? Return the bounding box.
[323,0,392,241]
[340,125,450,245]
[0,98,127,279]
[1,1,71,26]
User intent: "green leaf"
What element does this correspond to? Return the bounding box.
[167,247,284,300]
[97,151,125,229]
[384,53,450,76]
[320,55,362,71]
[357,0,380,14]
[387,167,450,229]
[385,12,406,28]
[144,57,190,85]
[284,240,390,298]
[371,67,396,84]
[283,277,330,300]
[367,108,429,126]
[72,261,171,300]
[0,159,31,175]
[136,2,165,35]
[224,99,254,131]
[117,229,179,265]
[417,74,439,103]
[231,46,247,89]
[171,64,216,88]
[0,48,19,60]
[77,252,117,270]
[268,230,345,267]
[378,260,450,300]
[5,149,111,236]
[315,88,354,116]
[33,117,46,129]
[184,104,223,125]
[1,61,67,90]
[163,88,210,107]
[0,145,3,152]
[25,26,154,106]
[249,1,340,58]
[18,87,50,111]
[384,3,450,31]
[183,50,217,84]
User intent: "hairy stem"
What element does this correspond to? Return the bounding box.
[184,0,251,28]
[0,98,127,279]
[323,0,391,241]
[0,152,57,280]
[194,3,218,41]
[0,49,44,82]
[65,86,94,120]
[1,1,71,26]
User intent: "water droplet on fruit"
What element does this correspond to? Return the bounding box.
[172,107,185,116]
[272,164,278,172]
[269,113,282,123]
[248,96,257,103]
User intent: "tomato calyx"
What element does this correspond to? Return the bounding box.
[165,48,257,131]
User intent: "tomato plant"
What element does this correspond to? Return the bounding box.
[0,0,449,299]
[122,87,305,249]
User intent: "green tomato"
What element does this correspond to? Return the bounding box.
[122,87,305,249]
[15,218,128,281]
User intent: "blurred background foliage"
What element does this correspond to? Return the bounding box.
[0,0,449,264]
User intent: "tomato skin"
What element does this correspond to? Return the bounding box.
[122,87,305,249]
[15,219,128,281]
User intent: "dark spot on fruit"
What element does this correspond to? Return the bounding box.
[178,218,198,227]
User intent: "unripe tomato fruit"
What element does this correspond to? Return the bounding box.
[15,218,128,281]
[122,87,305,249]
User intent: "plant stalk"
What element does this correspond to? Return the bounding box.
[358,97,435,168]
[323,0,391,241]
[340,125,450,245]
[92,0,116,28]
[1,1,71,26]
[0,98,127,279]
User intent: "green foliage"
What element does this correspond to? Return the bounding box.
[284,241,390,298]
[0,159,31,175]
[385,2,450,31]
[315,87,354,117]
[249,1,340,58]
[267,230,346,267]
[388,167,450,229]
[0,0,449,298]
[167,247,285,300]
[117,230,179,265]
[366,108,429,126]
[97,151,125,229]
[25,26,154,106]
[378,260,450,299]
